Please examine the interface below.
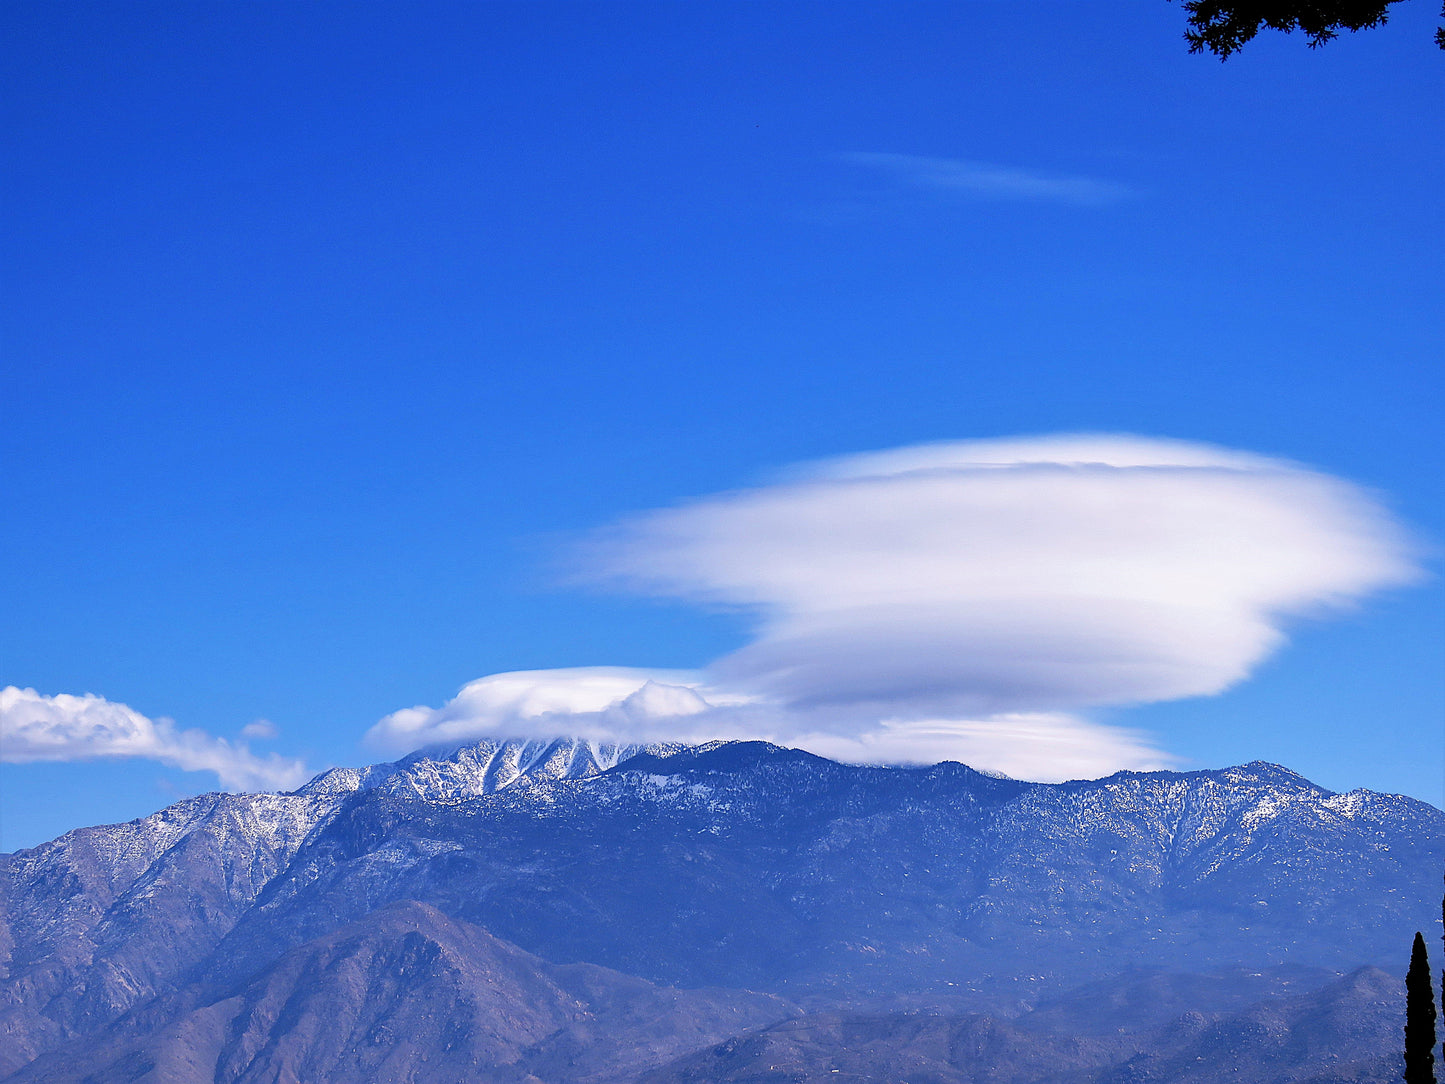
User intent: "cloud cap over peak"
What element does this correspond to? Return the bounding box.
[366,667,710,754]
[363,665,1176,784]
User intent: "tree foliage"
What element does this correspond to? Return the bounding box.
[1173,0,1445,56]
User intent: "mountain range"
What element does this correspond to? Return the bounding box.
[2,737,1440,1082]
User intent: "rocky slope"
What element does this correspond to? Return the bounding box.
[9,901,790,1083]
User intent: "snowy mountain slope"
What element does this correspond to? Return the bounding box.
[209,743,1441,998]
[0,737,676,1073]
[0,789,345,1075]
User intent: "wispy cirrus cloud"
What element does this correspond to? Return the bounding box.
[0,686,311,792]
[369,434,1421,782]
[842,152,1134,206]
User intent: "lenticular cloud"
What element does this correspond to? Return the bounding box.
[585,434,1419,718]
[371,434,1421,781]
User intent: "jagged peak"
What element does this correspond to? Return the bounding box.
[295,736,692,803]
[1232,760,1317,782]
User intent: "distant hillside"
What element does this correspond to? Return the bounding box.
[641,965,1404,1084]
[8,901,790,1083]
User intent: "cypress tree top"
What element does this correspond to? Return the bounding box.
[1405,931,1437,1084]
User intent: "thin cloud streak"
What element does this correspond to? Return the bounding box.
[842,152,1134,206]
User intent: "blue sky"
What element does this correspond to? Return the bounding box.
[2,1,1442,851]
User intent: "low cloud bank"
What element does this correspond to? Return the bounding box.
[0,686,310,792]
[369,434,1421,780]
[364,666,1173,781]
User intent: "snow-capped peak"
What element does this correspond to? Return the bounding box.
[295,736,685,804]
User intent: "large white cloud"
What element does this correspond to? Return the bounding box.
[583,434,1420,716]
[0,686,311,792]
[370,434,1420,780]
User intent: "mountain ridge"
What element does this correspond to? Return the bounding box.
[2,738,1440,1081]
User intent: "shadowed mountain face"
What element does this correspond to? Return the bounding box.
[1,739,1440,1081]
[9,901,791,1084]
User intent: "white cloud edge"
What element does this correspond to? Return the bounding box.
[0,687,310,792]
[240,718,279,740]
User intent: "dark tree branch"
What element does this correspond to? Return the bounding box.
[1171,0,1445,56]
